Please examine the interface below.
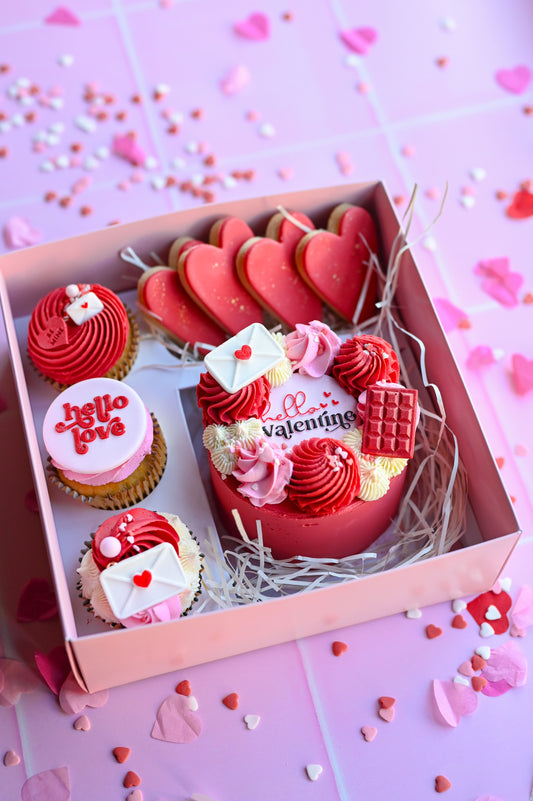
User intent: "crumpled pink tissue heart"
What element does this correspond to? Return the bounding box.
[2,217,42,249]
[466,345,501,370]
[35,646,71,695]
[433,298,469,332]
[339,27,378,55]
[495,65,531,94]
[234,12,270,41]
[21,766,70,801]
[474,257,523,307]
[0,658,40,706]
[58,672,109,714]
[112,133,146,167]
[151,693,202,743]
[481,640,527,697]
[432,679,478,727]
[511,584,533,633]
[17,577,58,622]
[510,354,533,396]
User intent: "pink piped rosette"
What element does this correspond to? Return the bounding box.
[198,321,419,516]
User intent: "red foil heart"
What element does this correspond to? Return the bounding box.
[133,570,152,588]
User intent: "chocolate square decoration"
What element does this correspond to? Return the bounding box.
[361,385,418,459]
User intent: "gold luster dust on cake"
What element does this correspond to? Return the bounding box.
[77,510,204,627]
[27,283,139,390]
[43,378,166,510]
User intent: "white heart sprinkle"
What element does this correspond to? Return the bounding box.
[185,140,199,154]
[151,176,166,190]
[46,133,60,146]
[306,764,323,782]
[480,622,495,638]
[95,146,110,160]
[345,54,360,67]
[485,604,502,621]
[406,608,422,619]
[453,675,470,686]
[470,167,486,182]
[59,54,74,67]
[76,115,97,133]
[500,577,512,593]
[0,121,11,133]
[452,599,467,613]
[440,16,457,31]
[222,175,237,189]
[259,123,276,138]
[189,695,199,711]
[475,645,491,660]
[11,114,24,127]
[40,160,55,173]
[56,155,70,169]
[460,195,475,209]
[244,714,260,730]
[171,156,186,169]
[144,156,158,170]
[50,97,64,110]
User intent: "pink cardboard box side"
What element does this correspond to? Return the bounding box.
[0,181,521,692]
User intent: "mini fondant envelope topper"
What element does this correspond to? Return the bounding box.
[99,543,188,620]
[204,322,284,393]
[64,284,104,325]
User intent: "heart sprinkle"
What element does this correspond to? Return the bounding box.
[222,692,239,710]
[378,696,396,709]
[73,715,91,731]
[471,654,487,672]
[361,725,377,742]
[331,640,348,656]
[123,770,141,788]
[243,714,260,730]
[3,750,21,767]
[133,570,152,588]
[435,775,452,793]
[471,676,488,692]
[175,680,192,696]
[112,747,131,764]
[451,614,467,629]
[378,707,395,722]
[426,624,443,639]
[305,764,323,781]
[234,344,252,360]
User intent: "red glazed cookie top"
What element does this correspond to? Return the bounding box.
[28,284,130,385]
[332,334,400,395]
[197,371,271,426]
[288,437,360,514]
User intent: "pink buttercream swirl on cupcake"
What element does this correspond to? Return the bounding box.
[197,372,271,426]
[284,320,342,378]
[232,437,293,507]
[332,334,400,395]
[120,595,182,628]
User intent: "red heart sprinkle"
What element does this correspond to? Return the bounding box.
[123,770,141,788]
[112,747,131,764]
[133,570,152,588]
[451,614,467,629]
[222,692,239,710]
[234,344,252,360]
[378,696,396,709]
[471,676,488,692]
[331,640,348,657]
[175,680,192,696]
[471,654,486,671]
[426,624,443,639]
[435,775,451,793]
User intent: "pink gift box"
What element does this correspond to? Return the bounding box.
[0,182,521,692]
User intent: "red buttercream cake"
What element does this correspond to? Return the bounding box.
[27,283,139,389]
[42,377,167,510]
[196,321,418,559]
[77,508,203,628]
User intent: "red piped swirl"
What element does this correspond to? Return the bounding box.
[197,372,271,426]
[288,437,360,515]
[92,508,180,571]
[27,284,130,385]
[332,334,399,395]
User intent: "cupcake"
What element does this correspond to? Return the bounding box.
[42,377,166,510]
[27,283,139,390]
[77,508,203,627]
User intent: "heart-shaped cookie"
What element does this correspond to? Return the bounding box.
[138,267,226,352]
[178,217,263,334]
[237,211,323,327]
[295,203,378,322]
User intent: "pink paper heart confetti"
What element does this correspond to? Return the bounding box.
[474,257,523,307]
[0,658,40,706]
[234,12,270,41]
[2,216,42,249]
[510,354,533,396]
[511,584,533,630]
[151,693,203,743]
[432,679,478,727]
[21,767,70,801]
[45,6,81,25]
[466,345,500,370]
[112,133,146,167]
[339,27,378,55]
[58,672,109,715]
[481,640,527,688]
[495,65,532,94]
[17,578,58,622]
[35,647,71,695]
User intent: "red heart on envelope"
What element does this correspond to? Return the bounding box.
[295,204,378,322]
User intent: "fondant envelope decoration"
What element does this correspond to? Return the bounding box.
[204,322,284,393]
[99,543,188,619]
[65,291,104,325]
